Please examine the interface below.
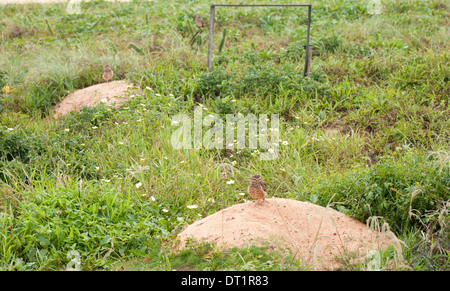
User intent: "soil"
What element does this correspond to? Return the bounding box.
[53,80,139,118]
[176,198,394,270]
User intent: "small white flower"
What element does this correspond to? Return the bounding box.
[177,217,183,221]
[282,141,289,145]
[162,208,169,213]
[135,182,142,188]
[238,192,245,196]
[268,148,275,153]
[150,196,156,202]
[155,93,161,97]
[100,98,108,103]
[7,128,14,131]
[226,180,235,185]
[64,128,70,132]
[186,204,198,209]
[95,166,100,171]
[232,161,237,166]
[101,179,111,183]
[91,126,98,129]
[118,141,124,145]
[145,86,152,91]
[207,198,215,203]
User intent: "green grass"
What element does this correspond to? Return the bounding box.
[0,0,449,270]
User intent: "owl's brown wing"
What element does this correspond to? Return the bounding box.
[261,181,267,193]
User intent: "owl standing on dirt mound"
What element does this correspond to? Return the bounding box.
[102,64,113,82]
[195,15,204,29]
[248,174,267,205]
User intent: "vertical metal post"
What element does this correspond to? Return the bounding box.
[304,5,312,77]
[207,5,216,72]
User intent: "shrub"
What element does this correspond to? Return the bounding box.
[0,184,167,270]
[0,126,34,162]
[304,153,450,233]
[193,63,330,100]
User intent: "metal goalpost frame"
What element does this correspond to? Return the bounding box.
[207,4,312,77]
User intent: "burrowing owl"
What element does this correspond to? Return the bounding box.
[102,64,113,82]
[248,174,267,205]
[195,15,204,29]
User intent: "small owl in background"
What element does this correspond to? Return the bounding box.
[102,64,114,82]
[195,15,204,29]
[248,174,267,205]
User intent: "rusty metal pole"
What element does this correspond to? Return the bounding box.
[207,5,216,72]
[304,5,312,77]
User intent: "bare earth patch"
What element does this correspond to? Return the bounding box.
[177,198,394,270]
[53,80,139,118]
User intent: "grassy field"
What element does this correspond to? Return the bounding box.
[0,0,448,270]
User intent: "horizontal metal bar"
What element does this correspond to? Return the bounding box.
[212,4,311,7]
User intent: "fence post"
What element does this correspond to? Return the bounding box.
[207,5,216,72]
[304,5,312,77]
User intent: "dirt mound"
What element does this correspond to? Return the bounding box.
[53,80,139,118]
[176,198,394,270]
